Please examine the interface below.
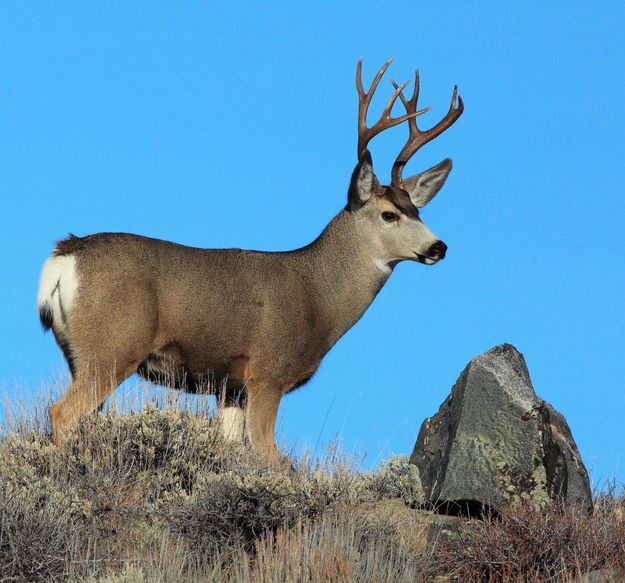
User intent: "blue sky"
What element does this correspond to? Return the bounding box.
[1,2,624,486]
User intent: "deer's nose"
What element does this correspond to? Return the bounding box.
[428,240,447,259]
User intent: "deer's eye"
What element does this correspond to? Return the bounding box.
[381,211,399,222]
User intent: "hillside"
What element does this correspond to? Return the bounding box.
[1,398,624,582]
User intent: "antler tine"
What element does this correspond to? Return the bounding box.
[356,59,431,158]
[390,71,464,187]
[390,68,420,111]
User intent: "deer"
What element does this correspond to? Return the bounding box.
[37,59,463,457]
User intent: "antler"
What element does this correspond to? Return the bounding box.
[356,58,432,158]
[390,71,464,187]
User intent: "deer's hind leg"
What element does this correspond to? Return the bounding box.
[49,357,140,448]
[49,310,154,448]
[48,275,159,447]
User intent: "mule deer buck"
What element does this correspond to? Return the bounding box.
[38,59,463,456]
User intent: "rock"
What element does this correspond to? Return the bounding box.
[417,511,464,545]
[409,344,592,514]
[361,500,469,550]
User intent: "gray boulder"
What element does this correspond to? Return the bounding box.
[410,344,592,514]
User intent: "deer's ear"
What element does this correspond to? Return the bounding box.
[348,149,379,209]
[404,158,452,208]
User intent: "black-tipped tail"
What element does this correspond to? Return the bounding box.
[39,302,54,332]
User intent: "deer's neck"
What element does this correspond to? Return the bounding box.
[297,209,393,347]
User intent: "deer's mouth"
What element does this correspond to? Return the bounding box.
[415,254,440,265]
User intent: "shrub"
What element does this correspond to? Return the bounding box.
[360,454,424,506]
[165,465,306,552]
[0,480,81,582]
[436,500,625,581]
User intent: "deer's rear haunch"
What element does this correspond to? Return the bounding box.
[38,59,463,456]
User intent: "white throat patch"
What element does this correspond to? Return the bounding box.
[374,258,393,274]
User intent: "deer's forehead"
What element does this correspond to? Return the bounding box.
[376,186,420,220]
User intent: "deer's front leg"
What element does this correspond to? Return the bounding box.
[217,380,246,442]
[245,381,282,458]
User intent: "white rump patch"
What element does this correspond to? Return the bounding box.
[37,254,79,332]
[219,406,245,442]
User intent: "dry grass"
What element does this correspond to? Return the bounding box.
[0,383,624,582]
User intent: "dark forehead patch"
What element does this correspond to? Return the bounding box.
[380,186,420,220]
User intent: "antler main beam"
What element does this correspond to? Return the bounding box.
[390,71,464,187]
[356,58,432,158]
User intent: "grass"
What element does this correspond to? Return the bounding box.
[0,382,624,582]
